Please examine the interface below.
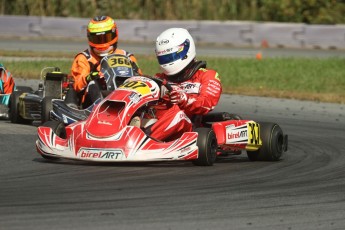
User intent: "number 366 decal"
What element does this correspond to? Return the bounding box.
[107,56,131,68]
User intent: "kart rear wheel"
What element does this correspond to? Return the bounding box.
[247,122,285,161]
[41,96,54,124]
[9,91,28,124]
[40,121,66,160]
[193,127,217,166]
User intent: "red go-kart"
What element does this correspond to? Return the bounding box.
[36,76,288,166]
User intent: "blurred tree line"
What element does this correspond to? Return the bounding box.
[1,0,344,24]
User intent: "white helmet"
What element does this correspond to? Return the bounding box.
[155,28,196,76]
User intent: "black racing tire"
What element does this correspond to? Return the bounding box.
[9,91,27,124]
[40,120,66,160]
[41,96,54,124]
[193,127,218,166]
[247,122,284,161]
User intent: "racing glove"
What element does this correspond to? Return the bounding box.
[169,90,188,106]
[86,72,100,82]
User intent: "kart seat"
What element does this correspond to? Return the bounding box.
[201,112,242,122]
[141,118,158,128]
[63,83,79,108]
[129,116,158,129]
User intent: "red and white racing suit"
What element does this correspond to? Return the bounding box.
[147,67,222,141]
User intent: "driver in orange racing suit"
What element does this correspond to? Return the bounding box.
[71,16,142,108]
[143,28,222,142]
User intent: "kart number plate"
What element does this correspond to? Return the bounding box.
[120,80,151,96]
[247,122,262,150]
[107,56,132,68]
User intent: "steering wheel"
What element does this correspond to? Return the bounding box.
[147,75,173,92]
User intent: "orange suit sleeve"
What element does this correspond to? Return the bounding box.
[70,54,91,92]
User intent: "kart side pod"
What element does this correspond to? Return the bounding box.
[212,120,262,151]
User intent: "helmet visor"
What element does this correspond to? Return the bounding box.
[88,30,117,45]
[157,39,190,65]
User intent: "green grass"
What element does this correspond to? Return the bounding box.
[3,59,73,79]
[2,51,345,104]
[209,57,345,93]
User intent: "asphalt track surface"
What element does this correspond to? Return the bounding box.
[0,93,344,230]
[1,39,345,229]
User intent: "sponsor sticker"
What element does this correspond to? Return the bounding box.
[180,82,200,94]
[158,39,169,45]
[78,148,124,160]
[129,92,141,103]
[225,124,248,144]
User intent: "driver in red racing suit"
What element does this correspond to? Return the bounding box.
[144,28,222,142]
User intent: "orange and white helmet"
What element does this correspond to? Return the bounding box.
[155,28,196,76]
[87,16,118,57]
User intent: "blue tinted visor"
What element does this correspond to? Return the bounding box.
[157,39,190,65]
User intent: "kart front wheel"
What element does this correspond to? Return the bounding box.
[193,127,217,166]
[41,96,54,124]
[9,91,27,124]
[247,122,286,161]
